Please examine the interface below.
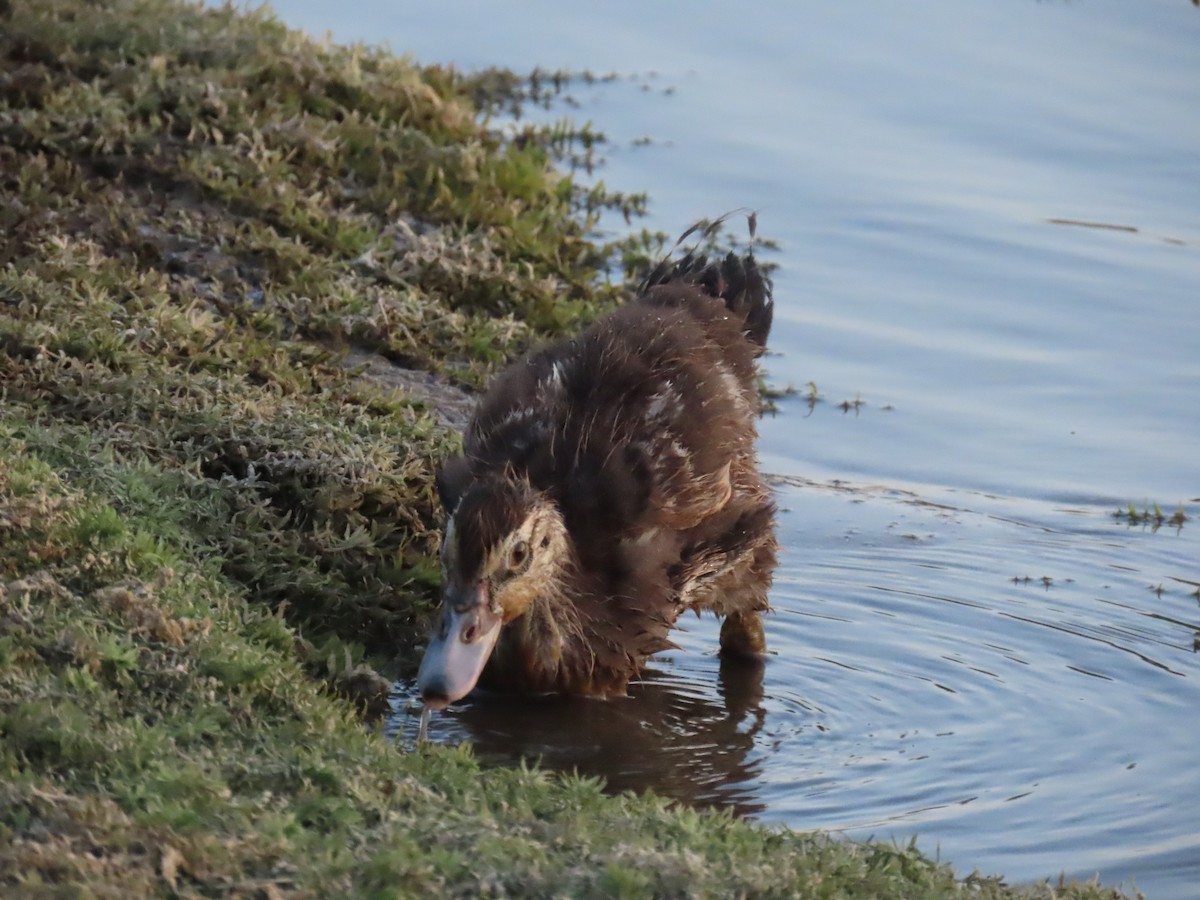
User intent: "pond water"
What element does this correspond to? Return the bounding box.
[264,1,1200,895]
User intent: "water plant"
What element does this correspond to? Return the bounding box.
[1112,502,1189,531]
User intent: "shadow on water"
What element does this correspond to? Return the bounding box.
[390,656,776,815]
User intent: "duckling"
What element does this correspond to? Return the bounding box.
[418,250,778,710]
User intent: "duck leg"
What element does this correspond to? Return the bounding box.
[719,609,767,658]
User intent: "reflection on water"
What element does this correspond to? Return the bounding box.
[392,658,772,815]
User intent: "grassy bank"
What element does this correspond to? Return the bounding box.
[0,1,1136,895]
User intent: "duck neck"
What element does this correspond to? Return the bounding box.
[495,533,590,691]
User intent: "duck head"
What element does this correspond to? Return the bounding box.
[418,475,569,710]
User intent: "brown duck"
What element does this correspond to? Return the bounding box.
[418,250,778,710]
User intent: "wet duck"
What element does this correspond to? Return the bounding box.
[418,249,778,710]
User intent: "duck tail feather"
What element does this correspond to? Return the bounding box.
[639,213,773,348]
[722,251,773,349]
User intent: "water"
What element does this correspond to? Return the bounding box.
[262,1,1200,895]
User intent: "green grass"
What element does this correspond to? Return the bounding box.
[0,0,1141,895]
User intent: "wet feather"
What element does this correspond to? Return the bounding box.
[420,248,779,706]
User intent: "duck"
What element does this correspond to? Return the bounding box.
[417,247,778,710]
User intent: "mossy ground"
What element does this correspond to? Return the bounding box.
[0,1,1138,896]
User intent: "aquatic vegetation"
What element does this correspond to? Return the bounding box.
[1112,502,1189,531]
[839,391,866,413]
[0,0,1141,895]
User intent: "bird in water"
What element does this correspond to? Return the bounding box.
[417,244,778,711]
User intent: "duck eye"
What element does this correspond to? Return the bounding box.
[508,540,530,571]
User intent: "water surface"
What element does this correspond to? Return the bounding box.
[266,1,1200,895]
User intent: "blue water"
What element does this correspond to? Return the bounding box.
[263,1,1200,895]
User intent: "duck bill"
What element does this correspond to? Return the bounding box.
[417,585,502,711]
